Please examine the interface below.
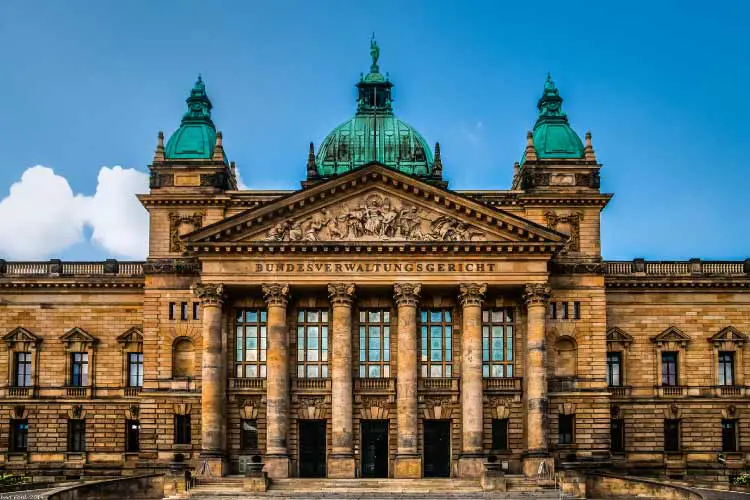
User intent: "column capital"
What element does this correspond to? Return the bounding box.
[523,283,551,306]
[192,283,225,306]
[262,283,290,306]
[394,282,421,306]
[328,283,356,305]
[458,283,487,307]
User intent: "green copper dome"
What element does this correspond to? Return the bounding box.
[165,76,218,159]
[526,74,584,161]
[315,37,434,178]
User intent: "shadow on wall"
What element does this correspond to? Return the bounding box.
[44,474,165,500]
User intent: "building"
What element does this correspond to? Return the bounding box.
[0,41,748,483]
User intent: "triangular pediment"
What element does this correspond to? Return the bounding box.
[708,326,747,345]
[60,327,98,346]
[185,163,567,250]
[606,327,633,345]
[651,326,691,346]
[3,327,42,348]
[117,326,144,346]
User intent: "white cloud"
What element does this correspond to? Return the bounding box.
[0,165,149,260]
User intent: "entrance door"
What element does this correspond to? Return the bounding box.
[423,420,451,477]
[361,420,389,478]
[299,420,326,477]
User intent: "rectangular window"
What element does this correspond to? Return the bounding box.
[548,302,557,320]
[128,352,144,387]
[180,302,188,321]
[718,351,735,386]
[661,352,678,386]
[606,352,622,386]
[560,302,569,320]
[297,309,329,379]
[192,302,200,320]
[126,419,140,452]
[491,419,509,451]
[482,308,514,378]
[174,415,191,445]
[14,352,31,387]
[573,302,581,320]
[610,419,625,453]
[70,352,88,387]
[664,419,680,452]
[722,419,738,452]
[68,419,86,452]
[235,309,268,378]
[420,308,453,378]
[558,414,574,444]
[358,309,391,378]
[241,419,259,450]
[9,419,28,453]
[168,302,176,320]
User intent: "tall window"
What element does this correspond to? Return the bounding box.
[420,309,453,378]
[241,419,259,450]
[192,302,200,320]
[128,353,143,387]
[491,419,509,451]
[722,419,739,452]
[359,309,391,378]
[9,419,28,452]
[664,419,680,452]
[126,420,140,452]
[235,309,268,378]
[482,308,514,378]
[610,419,625,453]
[297,309,329,378]
[70,353,88,387]
[559,414,575,444]
[14,352,31,387]
[168,302,177,320]
[68,419,86,452]
[661,352,678,386]
[180,302,188,320]
[607,352,622,386]
[174,415,191,445]
[718,352,735,386]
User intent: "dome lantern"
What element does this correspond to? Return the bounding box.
[164,75,220,160]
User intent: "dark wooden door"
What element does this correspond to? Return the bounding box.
[361,420,389,478]
[423,420,451,477]
[299,420,326,477]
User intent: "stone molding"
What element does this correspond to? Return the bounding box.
[68,404,86,419]
[393,282,421,306]
[458,283,487,307]
[3,327,42,351]
[327,283,356,305]
[125,405,139,420]
[523,283,551,306]
[262,283,290,306]
[173,403,192,416]
[143,258,200,275]
[192,283,225,307]
[544,211,583,253]
[169,212,204,253]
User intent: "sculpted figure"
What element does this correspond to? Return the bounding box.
[398,206,422,239]
[264,220,290,241]
[380,197,399,237]
[288,220,304,241]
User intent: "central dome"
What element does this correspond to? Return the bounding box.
[315,38,435,179]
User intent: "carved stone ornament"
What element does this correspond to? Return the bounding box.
[423,397,453,419]
[173,403,192,416]
[458,283,487,307]
[262,283,290,306]
[298,396,327,420]
[558,402,576,415]
[361,396,390,410]
[143,258,200,275]
[192,283,225,306]
[126,405,139,420]
[169,212,204,253]
[545,211,583,253]
[69,404,85,419]
[262,193,485,242]
[241,397,262,419]
[664,404,681,420]
[722,405,740,419]
[551,261,605,275]
[328,283,356,305]
[393,282,421,306]
[12,405,28,419]
[523,283,551,306]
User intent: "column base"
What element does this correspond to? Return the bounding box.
[522,453,554,478]
[458,453,485,478]
[197,455,226,477]
[394,454,422,478]
[327,453,356,478]
[264,454,291,479]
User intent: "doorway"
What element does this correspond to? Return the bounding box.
[299,420,326,477]
[361,420,389,478]
[423,420,451,477]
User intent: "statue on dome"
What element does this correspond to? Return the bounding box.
[370,34,380,72]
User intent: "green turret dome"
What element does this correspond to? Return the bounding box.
[315,38,435,178]
[526,74,584,161]
[165,76,218,159]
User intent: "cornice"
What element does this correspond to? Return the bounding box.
[605,279,750,290]
[0,280,144,290]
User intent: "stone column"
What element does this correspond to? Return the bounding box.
[522,282,552,477]
[458,283,487,478]
[328,283,356,478]
[393,282,422,478]
[193,283,226,476]
[262,283,291,478]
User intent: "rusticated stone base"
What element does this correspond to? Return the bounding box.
[327,454,356,478]
[522,454,554,478]
[263,454,290,479]
[394,455,422,478]
[458,455,485,478]
[197,456,225,477]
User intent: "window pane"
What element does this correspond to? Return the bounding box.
[368,365,381,378]
[430,310,442,322]
[383,311,390,322]
[307,365,319,378]
[430,365,443,377]
[420,310,427,322]
[321,310,328,322]
[368,311,380,322]
[444,310,452,322]
[491,310,503,322]
[246,310,257,322]
[307,310,318,322]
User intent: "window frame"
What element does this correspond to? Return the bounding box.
[14,352,32,388]
[661,351,679,387]
[9,419,28,453]
[481,308,515,378]
[664,418,680,452]
[358,309,391,378]
[606,351,622,387]
[127,352,144,388]
[240,418,259,451]
[718,351,735,386]
[174,414,191,445]
[558,414,575,445]
[70,352,89,387]
[126,419,140,453]
[235,308,268,379]
[296,308,330,379]
[68,419,86,453]
[419,308,454,378]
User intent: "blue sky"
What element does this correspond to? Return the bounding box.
[0,1,747,260]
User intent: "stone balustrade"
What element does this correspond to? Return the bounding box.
[0,259,144,277]
[605,259,750,277]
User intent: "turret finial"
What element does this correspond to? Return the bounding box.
[369,33,380,73]
[154,131,165,162]
[432,142,443,178]
[212,131,225,161]
[525,131,537,161]
[307,142,318,179]
[584,130,597,161]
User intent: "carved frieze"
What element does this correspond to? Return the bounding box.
[143,258,200,275]
[169,212,204,253]
[545,211,583,253]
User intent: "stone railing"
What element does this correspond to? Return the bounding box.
[716,385,744,397]
[656,385,686,397]
[0,259,144,277]
[609,386,632,398]
[8,386,32,398]
[605,259,750,277]
[230,378,267,390]
[293,378,331,391]
[124,387,142,397]
[355,378,395,392]
[483,377,522,391]
[65,387,89,398]
[418,377,459,391]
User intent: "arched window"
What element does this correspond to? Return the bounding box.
[555,337,577,377]
[172,338,194,378]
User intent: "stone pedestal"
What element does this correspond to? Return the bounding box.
[458,283,487,478]
[263,283,291,479]
[328,283,356,478]
[394,283,421,479]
